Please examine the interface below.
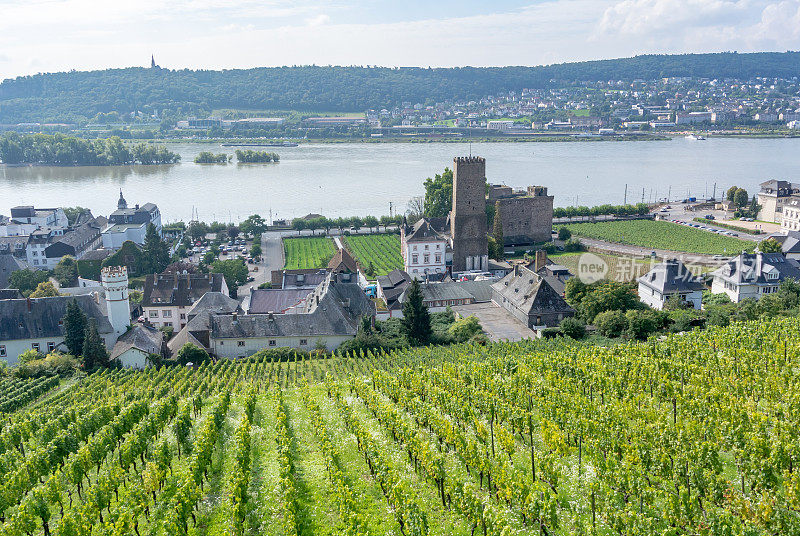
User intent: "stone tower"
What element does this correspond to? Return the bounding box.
[101,266,130,338]
[450,156,488,272]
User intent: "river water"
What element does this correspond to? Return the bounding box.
[1,138,798,223]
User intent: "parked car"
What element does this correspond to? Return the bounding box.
[704,214,715,220]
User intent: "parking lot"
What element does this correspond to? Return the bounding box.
[452,302,536,342]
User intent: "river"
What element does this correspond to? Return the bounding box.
[1,138,798,223]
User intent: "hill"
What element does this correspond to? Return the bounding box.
[0,51,798,123]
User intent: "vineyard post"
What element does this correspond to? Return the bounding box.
[528,397,536,482]
[489,405,495,458]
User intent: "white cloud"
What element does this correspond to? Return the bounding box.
[306,13,330,27]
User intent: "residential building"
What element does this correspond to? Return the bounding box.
[781,198,800,232]
[9,206,68,229]
[486,120,514,131]
[271,268,329,289]
[765,231,800,261]
[243,288,311,314]
[102,191,162,249]
[637,259,705,310]
[710,252,800,302]
[0,254,25,289]
[491,264,575,328]
[109,324,167,369]
[141,272,227,330]
[757,180,800,223]
[401,218,448,277]
[0,295,116,365]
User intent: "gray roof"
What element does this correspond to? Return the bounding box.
[712,252,800,285]
[770,231,800,254]
[187,291,239,318]
[80,249,114,261]
[281,270,328,289]
[492,265,574,316]
[168,311,213,355]
[50,218,103,251]
[110,324,164,360]
[0,254,25,289]
[0,289,22,300]
[638,259,705,293]
[142,272,227,308]
[405,218,446,242]
[0,295,113,342]
[246,288,311,314]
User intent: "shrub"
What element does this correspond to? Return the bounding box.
[624,310,663,340]
[564,238,584,252]
[448,316,483,343]
[557,227,572,240]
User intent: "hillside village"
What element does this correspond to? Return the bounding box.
[2,155,800,369]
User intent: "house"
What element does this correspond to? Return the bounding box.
[102,191,162,249]
[401,218,448,277]
[30,216,106,270]
[141,272,228,330]
[109,324,167,369]
[767,231,800,260]
[491,264,575,328]
[377,270,412,314]
[9,206,68,229]
[528,250,572,296]
[271,269,329,289]
[781,198,800,232]
[757,180,800,223]
[710,252,800,302]
[170,273,376,359]
[243,288,312,314]
[0,295,116,365]
[637,259,705,310]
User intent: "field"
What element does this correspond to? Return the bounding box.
[283,237,336,269]
[562,219,756,255]
[343,233,404,277]
[1,317,799,535]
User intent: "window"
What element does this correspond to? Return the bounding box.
[424,255,430,263]
[435,254,441,263]
[47,342,55,352]
[269,340,276,347]
[32,343,40,351]
[180,313,186,320]
[162,310,172,318]
[238,341,245,347]
[0,346,5,357]
[300,339,308,346]
[412,254,418,264]
[424,244,429,250]
[149,310,159,318]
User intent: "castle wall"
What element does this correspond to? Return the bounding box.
[497,194,554,245]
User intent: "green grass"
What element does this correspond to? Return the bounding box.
[561,220,755,255]
[343,233,404,277]
[284,237,336,269]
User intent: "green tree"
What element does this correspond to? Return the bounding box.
[559,317,586,339]
[557,227,572,241]
[82,318,109,369]
[423,168,453,218]
[176,343,209,365]
[363,216,379,233]
[250,243,262,258]
[54,256,78,287]
[726,186,739,202]
[210,258,249,298]
[492,201,504,257]
[292,219,306,235]
[594,309,627,338]
[401,279,433,346]
[9,269,50,296]
[30,281,60,298]
[733,188,749,207]
[239,214,267,237]
[142,223,170,274]
[759,238,783,253]
[62,299,88,357]
[61,206,89,225]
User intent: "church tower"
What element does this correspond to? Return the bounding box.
[450,156,488,272]
[117,190,128,210]
[101,266,130,338]
[151,54,156,69]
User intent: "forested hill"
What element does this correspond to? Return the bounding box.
[1,51,798,123]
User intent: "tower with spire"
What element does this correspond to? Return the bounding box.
[151,54,157,69]
[117,190,128,210]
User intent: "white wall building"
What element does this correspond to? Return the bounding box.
[710,252,800,302]
[400,218,447,278]
[637,259,704,310]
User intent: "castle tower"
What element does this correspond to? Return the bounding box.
[450,156,488,272]
[101,266,130,338]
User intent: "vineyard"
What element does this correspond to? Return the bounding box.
[1,317,800,535]
[283,237,336,270]
[343,233,404,277]
[562,220,756,255]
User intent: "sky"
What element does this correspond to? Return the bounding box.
[0,0,799,80]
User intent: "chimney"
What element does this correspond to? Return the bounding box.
[268,311,274,321]
[232,312,238,323]
[26,297,32,312]
[535,249,547,273]
[174,272,178,290]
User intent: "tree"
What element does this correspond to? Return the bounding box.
[557,227,572,241]
[726,186,739,202]
[401,279,433,345]
[492,201,504,258]
[239,214,267,237]
[423,168,453,218]
[406,196,425,223]
[54,256,78,287]
[9,269,50,296]
[759,238,783,253]
[142,223,170,274]
[30,281,60,298]
[61,206,89,225]
[559,317,586,339]
[63,299,88,356]
[227,225,240,239]
[250,244,262,258]
[210,259,249,298]
[733,188,749,208]
[82,318,109,369]
[292,219,306,235]
[363,216,379,233]
[366,262,376,277]
[176,343,209,365]
[594,309,627,338]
